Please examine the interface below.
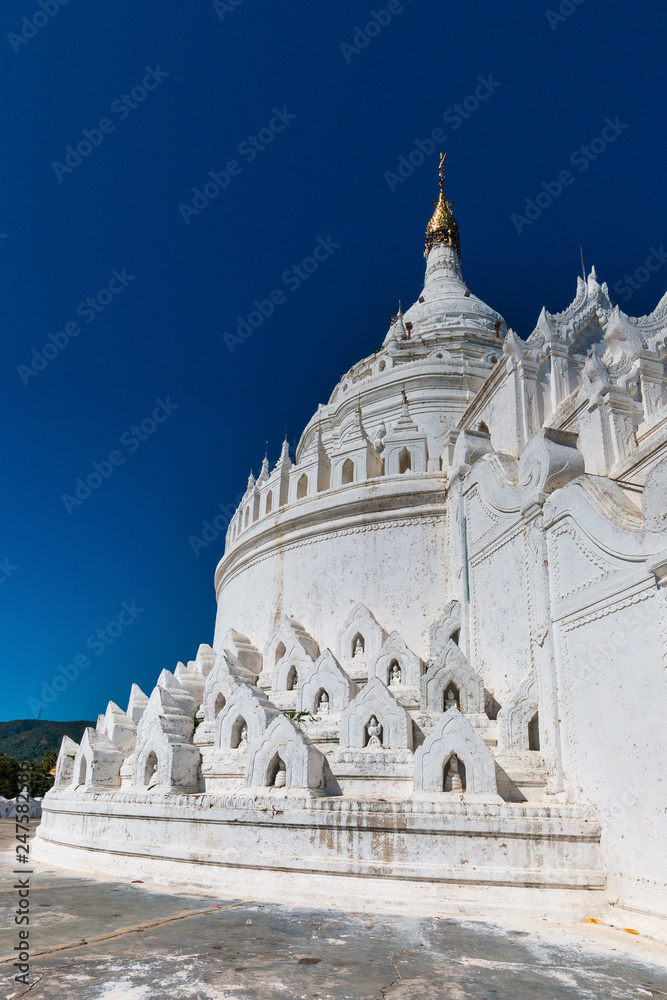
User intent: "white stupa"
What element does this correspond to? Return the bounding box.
[36,156,667,936]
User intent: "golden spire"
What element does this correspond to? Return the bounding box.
[425,153,460,258]
[390,300,402,325]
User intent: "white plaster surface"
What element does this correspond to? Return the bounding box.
[35,212,667,938]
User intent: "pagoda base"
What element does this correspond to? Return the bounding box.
[34,788,606,923]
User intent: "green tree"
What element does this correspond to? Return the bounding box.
[28,754,56,798]
[0,753,19,798]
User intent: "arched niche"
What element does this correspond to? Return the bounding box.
[339,677,413,750]
[336,603,386,664]
[420,640,485,714]
[298,649,357,715]
[412,709,499,800]
[370,631,422,688]
[144,751,158,786]
[243,714,326,794]
[429,600,462,659]
[497,674,540,752]
[201,651,253,724]
[214,685,280,751]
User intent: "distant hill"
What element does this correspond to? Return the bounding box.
[0,720,96,759]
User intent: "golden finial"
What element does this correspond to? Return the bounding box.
[402,385,408,405]
[438,152,446,192]
[425,153,460,259]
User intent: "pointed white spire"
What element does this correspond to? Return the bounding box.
[274,434,291,470]
[258,447,270,481]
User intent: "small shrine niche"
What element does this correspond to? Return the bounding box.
[443,753,466,792]
[286,665,299,690]
[268,753,287,787]
[342,459,355,484]
[297,473,308,499]
[352,633,365,658]
[388,660,402,685]
[399,447,412,474]
[275,642,286,666]
[230,716,248,749]
[450,629,460,646]
[443,682,460,712]
[528,712,540,751]
[144,751,158,786]
[365,715,383,747]
[316,689,330,715]
[214,693,226,718]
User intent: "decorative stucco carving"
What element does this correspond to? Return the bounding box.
[263,616,319,687]
[98,701,137,758]
[369,631,422,688]
[201,650,255,724]
[297,648,358,715]
[72,728,123,790]
[497,674,539,751]
[336,603,387,664]
[215,685,280,750]
[429,600,462,658]
[339,676,413,750]
[243,714,327,793]
[518,428,585,502]
[452,427,493,470]
[412,708,499,799]
[132,686,199,792]
[420,640,484,714]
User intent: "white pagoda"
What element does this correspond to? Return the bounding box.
[37,157,667,937]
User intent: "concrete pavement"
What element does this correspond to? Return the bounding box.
[2,819,667,999]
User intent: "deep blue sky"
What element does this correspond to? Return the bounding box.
[2,1,666,721]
